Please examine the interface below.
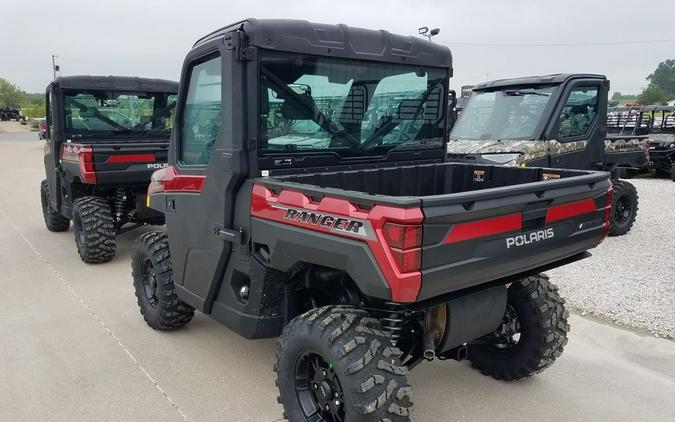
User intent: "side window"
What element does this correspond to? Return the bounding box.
[558,86,599,139]
[180,54,222,165]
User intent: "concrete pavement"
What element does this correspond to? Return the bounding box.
[1,135,674,421]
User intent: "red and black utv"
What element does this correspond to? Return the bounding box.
[40,76,178,263]
[131,19,613,421]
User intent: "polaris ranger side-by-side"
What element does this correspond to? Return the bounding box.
[131,20,613,421]
[608,105,675,180]
[645,106,675,180]
[40,76,178,263]
[0,105,25,121]
[447,74,645,236]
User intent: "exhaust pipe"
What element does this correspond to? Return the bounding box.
[423,328,438,361]
[423,304,447,361]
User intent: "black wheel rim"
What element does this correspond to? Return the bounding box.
[614,194,632,224]
[295,352,345,422]
[141,258,159,306]
[490,305,522,350]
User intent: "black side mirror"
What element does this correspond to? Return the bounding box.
[448,89,458,109]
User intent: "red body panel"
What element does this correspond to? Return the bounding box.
[150,166,206,193]
[61,144,96,184]
[105,153,156,164]
[444,213,522,244]
[251,184,423,302]
[545,199,597,224]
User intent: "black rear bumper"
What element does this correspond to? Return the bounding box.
[419,223,601,300]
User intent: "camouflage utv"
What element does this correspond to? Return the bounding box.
[607,105,675,180]
[447,74,647,236]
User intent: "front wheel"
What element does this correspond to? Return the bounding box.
[275,306,413,422]
[131,231,194,330]
[609,180,638,236]
[467,274,569,381]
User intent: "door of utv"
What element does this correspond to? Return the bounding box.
[548,80,607,170]
[44,87,61,210]
[164,41,248,312]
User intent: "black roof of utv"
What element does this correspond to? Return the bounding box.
[49,75,178,93]
[473,73,606,90]
[194,18,452,72]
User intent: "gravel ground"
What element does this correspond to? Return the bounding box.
[549,177,675,339]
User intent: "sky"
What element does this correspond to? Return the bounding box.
[1,0,674,95]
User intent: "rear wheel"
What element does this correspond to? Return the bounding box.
[72,196,116,263]
[609,180,638,236]
[131,231,194,330]
[275,306,413,422]
[614,167,632,179]
[40,180,70,232]
[467,274,569,381]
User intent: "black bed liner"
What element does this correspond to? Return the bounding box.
[258,161,608,208]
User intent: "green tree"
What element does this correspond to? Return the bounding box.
[646,59,675,98]
[611,92,622,100]
[637,84,669,105]
[0,77,45,117]
[0,78,24,106]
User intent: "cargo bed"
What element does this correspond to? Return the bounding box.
[254,162,611,302]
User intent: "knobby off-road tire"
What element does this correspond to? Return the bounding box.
[468,274,569,381]
[609,180,638,236]
[131,231,194,330]
[72,196,116,263]
[275,306,413,422]
[40,179,70,232]
[614,167,632,179]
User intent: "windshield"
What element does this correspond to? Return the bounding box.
[64,90,177,135]
[259,52,447,158]
[449,86,555,141]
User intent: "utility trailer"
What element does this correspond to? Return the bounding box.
[130,19,613,421]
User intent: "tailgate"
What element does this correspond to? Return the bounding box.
[92,142,169,185]
[418,171,611,300]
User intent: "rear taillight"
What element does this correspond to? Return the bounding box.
[390,248,422,273]
[383,222,422,273]
[600,181,614,240]
[61,144,96,184]
[383,223,422,249]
